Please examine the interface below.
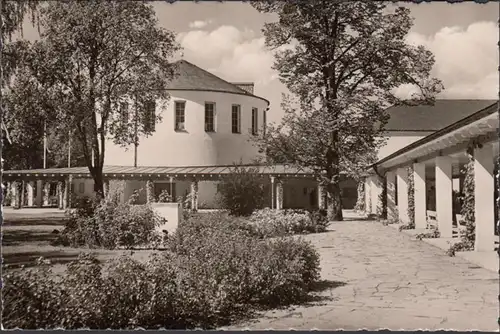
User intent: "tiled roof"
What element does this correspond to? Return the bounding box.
[384,99,497,132]
[4,164,317,178]
[168,60,269,105]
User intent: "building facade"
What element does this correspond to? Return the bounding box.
[364,100,499,253]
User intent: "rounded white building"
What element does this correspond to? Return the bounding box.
[106,60,269,167]
[104,60,271,207]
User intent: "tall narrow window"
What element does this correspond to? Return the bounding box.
[231,105,241,133]
[263,108,267,135]
[251,107,258,135]
[120,101,129,125]
[143,100,156,132]
[175,101,186,131]
[205,102,215,132]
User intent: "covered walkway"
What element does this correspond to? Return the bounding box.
[364,101,498,252]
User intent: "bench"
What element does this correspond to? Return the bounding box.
[426,210,438,229]
[454,214,467,238]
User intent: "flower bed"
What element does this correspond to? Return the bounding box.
[3,212,321,329]
[248,208,329,238]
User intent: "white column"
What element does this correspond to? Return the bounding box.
[317,182,326,210]
[26,181,35,207]
[435,156,453,238]
[413,163,427,229]
[371,176,383,215]
[270,176,275,209]
[190,179,198,211]
[364,177,371,214]
[276,179,284,210]
[396,167,409,224]
[474,143,495,251]
[43,182,50,206]
[57,181,64,210]
[10,182,18,208]
[386,171,397,221]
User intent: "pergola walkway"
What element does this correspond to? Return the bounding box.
[224,211,498,331]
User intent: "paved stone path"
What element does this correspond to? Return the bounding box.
[224,212,499,331]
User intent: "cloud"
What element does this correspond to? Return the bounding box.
[406,21,499,99]
[177,25,281,85]
[188,19,213,29]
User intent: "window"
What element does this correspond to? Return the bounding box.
[120,101,129,124]
[78,182,85,194]
[143,100,156,132]
[231,105,241,133]
[263,108,267,135]
[205,102,215,132]
[174,101,186,131]
[251,107,258,135]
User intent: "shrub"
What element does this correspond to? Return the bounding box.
[216,163,266,216]
[54,195,163,249]
[5,214,322,329]
[354,180,365,212]
[248,208,328,238]
[157,189,173,203]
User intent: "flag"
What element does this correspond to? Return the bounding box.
[1,119,12,145]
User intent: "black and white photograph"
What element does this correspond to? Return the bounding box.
[1,0,499,330]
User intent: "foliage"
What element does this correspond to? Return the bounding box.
[376,176,387,219]
[216,163,267,216]
[3,212,322,329]
[6,1,180,195]
[54,194,163,249]
[406,165,415,229]
[158,189,173,203]
[146,180,155,203]
[354,180,365,212]
[415,226,440,240]
[249,208,328,238]
[251,1,442,222]
[447,149,475,256]
[167,212,321,308]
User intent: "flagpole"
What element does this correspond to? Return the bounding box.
[68,130,71,168]
[43,120,47,169]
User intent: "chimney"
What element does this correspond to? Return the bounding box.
[231,82,254,94]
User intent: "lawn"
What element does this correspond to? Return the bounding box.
[2,208,156,272]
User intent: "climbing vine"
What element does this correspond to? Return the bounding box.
[447,147,475,256]
[146,180,155,203]
[377,177,387,219]
[354,180,365,212]
[399,165,415,231]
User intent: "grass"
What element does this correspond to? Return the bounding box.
[2,208,157,272]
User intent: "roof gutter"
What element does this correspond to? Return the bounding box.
[371,101,498,169]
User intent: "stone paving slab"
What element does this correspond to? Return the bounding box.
[222,215,499,331]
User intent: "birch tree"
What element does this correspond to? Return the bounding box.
[252,0,443,220]
[8,1,180,196]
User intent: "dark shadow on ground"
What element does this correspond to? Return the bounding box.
[2,229,62,246]
[3,218,67,226]
[3,250,83,269]
[301,279,348,306]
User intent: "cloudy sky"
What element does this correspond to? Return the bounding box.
[20,1,499,124]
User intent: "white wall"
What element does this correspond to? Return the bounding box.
[105,90,269,167]
[377,131,433,160]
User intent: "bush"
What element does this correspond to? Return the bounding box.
[54,196,163,249]
[4,213,322,329]
[216,163,267,216]
[248,208,328,238]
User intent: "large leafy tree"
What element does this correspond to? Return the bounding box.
[252,1,443,221]
[1,0,41,180]
[8,1,180,196]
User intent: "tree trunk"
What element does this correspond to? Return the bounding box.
[326,180,343,221]
[92,167,105,200]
